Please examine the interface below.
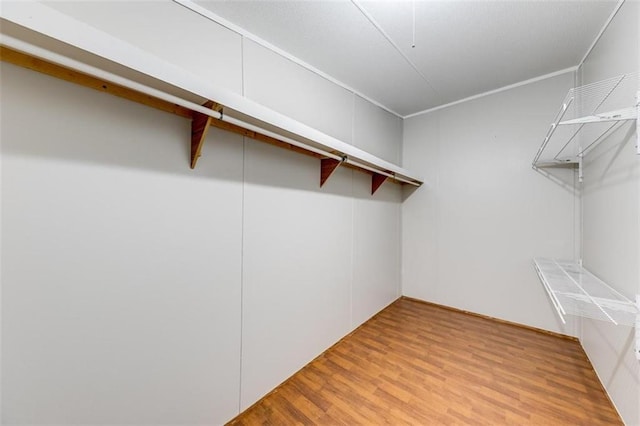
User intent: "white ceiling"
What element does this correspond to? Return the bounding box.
[192,0,618,117]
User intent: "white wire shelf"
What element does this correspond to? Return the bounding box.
[532,72,639,168]
[533,258,638,327]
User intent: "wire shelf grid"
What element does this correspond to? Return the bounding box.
[533,258,638,326]
[533,72,638,167]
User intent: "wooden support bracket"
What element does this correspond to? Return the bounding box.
[1,47,420,187]
[190,101,222,169]
[371,173,389,195]
[320,158,343,187]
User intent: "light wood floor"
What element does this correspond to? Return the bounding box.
[228,297,621,425]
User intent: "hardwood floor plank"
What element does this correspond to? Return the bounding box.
[227,297,622,425]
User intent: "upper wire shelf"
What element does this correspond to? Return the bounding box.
[533,258,638,327]
[532,72,639,168]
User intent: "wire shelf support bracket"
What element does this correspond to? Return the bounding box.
[532,74,639,171]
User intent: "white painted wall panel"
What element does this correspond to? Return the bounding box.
[1,4,405,422]
[402,112,440,303]
[353,95,402,164]
[243,39,354,144]
[351,173,401,328]
[45,1,243,94]
[402,73,577,335]
[1,64,243,425]
[240,141,352,409]
[579,2,639,424]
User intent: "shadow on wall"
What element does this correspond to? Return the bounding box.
[401,184,422,202]
[587,319,638,389]
[1,62,403,203]
[582,122,638,194]
[0,62,238,181]
[242,137,402,203]
[533,165,578,195]
[531,117,637,196]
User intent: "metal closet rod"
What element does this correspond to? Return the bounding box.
[2,35,418,187]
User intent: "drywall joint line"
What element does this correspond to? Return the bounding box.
[172,0,403,119]
[636,90,640,155]
[238,33,245,415]
[0,62,3,414]
[349,93,354,329]
[351,93,356,145]
[405,66,578,119]
[175,0,625,120]
[350,169,355,329]
[636,295,640,360]
[577,0,625,70]
[575,71,582,282]
[350,0,441,101]
[238,135,246,413]
[241,36,245,97]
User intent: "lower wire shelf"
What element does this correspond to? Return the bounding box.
[533,258,638,326]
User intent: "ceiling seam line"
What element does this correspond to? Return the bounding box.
[403,66,579,119]
[172,0,403,118]
[350,0,442,101]
[577,0,625,69]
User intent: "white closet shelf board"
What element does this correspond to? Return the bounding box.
[533,258,638,327]
[0,1,423,189]
[532,72,639,168]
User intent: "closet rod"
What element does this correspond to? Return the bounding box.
[2,34,420,187]
[1,36,345,160]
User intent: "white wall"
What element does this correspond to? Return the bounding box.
[242,39,354,144]
[42,1,403,165]
[39,1,244,94]
[352,178,402,327]
[240,142,354,409]
[353,95,403,164]
[1,64,244,424]
[402,72,578,335]
[578,2,639,424]
[1,2,404,424]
